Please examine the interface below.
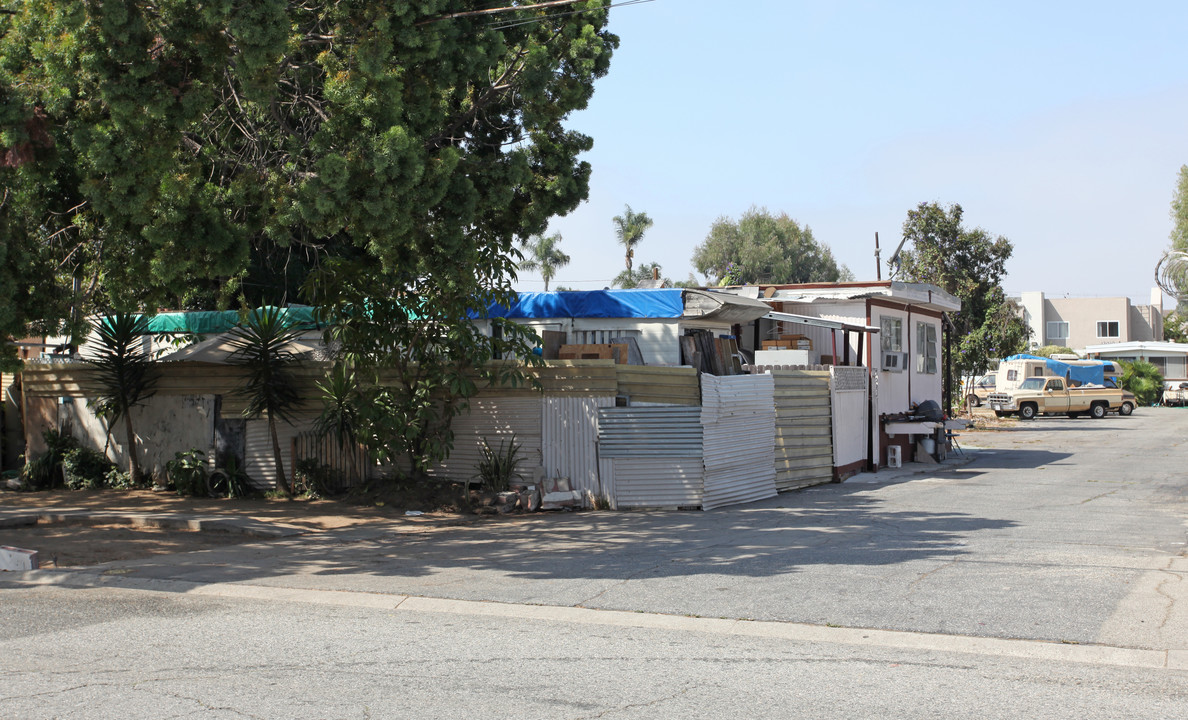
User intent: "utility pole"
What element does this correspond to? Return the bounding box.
[874,232,881,281]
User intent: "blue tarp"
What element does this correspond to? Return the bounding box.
[484,289,685,319]
[1005,353,1108,386]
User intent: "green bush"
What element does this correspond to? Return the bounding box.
[61,447,117,490]
[105,467,135,490]
[21,430,79,490]
[166,449,210,496]
[1119,359,1164,406]
[292,458,336,499]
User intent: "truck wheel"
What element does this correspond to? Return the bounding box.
[967,394,981,408]
[1090,402,1107,419]
[1119,402,1134,416]
[1019,403,1037,420]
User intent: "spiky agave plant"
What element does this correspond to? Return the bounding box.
[87,313,158,485]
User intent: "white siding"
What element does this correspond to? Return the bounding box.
[870,306,910,416]
[909,316,944,407]
[244,417,315,490]
[831,366,870,470]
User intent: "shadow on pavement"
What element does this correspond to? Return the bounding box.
[40,479,1017,589]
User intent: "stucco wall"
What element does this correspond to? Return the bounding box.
[66,395,217,482]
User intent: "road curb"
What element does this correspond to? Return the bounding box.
[0,509,306,538]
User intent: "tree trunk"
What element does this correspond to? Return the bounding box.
[123,411,142,484]
[269,415,290,496]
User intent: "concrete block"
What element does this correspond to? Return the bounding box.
[0,546,39,571]
[541,490,582,510]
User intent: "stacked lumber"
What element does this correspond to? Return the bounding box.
[680,330,742,376]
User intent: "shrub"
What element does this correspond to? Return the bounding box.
[61,447,117,490]
[1119,359,1164,406]
[292,458,336,499]
[475,435,523,493]
[166,449,210,497]
[21,430,79,490]
[105,468,135,490]
[209,456,254,499]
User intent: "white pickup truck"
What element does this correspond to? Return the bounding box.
[987,376,1128,419]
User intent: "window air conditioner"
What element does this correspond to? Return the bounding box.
[881,351,907,372]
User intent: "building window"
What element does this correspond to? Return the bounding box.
[880,317,902,352]
[1096,321,1120,338]
[916,321,938,374]
[1047,321,1069,340]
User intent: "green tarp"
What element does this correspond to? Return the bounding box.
[141,307,320,335]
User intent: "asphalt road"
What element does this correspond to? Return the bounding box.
[3,408,1187,718]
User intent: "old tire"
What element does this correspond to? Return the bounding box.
[967,394,981,408]
[1020,403,1037,420]
[1067,411,1080,419]
[1119,401,1134,416]
[1090,402,1107,419]
[994,411,1007,418]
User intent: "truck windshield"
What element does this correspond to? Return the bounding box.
[1019,378,1046,390]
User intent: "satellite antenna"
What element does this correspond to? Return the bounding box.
[886,236,910,280]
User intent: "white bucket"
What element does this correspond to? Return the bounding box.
[920,437,936,455]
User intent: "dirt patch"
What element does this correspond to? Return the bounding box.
[0,485,484,568]
[4,520,259,568]
[0,487,467,531]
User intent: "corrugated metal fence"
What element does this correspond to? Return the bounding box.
[597,406,703,508]
[700,374,778,510]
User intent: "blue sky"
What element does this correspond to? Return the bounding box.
[520,0,1188,307]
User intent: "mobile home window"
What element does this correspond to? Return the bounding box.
[916,322,938,374]
[1046,321,1069,340]
[880,317,903,352]
[1096,321,1119,338]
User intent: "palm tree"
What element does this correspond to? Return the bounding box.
[88,313,159,485]
[227,307,306,496]
[612,204,653,274]
[520,232,571,292]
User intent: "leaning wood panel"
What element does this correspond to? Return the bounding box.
[768,368,834,491]
[616,365,700,405]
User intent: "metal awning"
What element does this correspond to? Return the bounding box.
[762,311,879,334]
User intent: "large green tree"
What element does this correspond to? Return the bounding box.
[0,0,617,356]
[1171,165,1188,252]
[691,206,850,285]
[896,202,1029,382]
[305,258,540,478]
[1162,165,1188,309]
